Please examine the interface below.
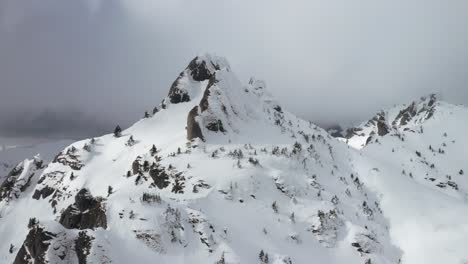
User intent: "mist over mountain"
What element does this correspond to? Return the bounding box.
[1,0,468,141]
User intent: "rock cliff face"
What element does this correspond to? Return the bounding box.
[187,106,204,141]
[1,156,44,202]
[59,189,107,230]
[166,55,230,105]
[14,224,56,264]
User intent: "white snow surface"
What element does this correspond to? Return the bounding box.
[1,55,467,264]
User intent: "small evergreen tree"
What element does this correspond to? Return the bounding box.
[259,250,265,261]
[126,135,136,146]
[150,145,158,156]
[114,125,122,137]
[272,201,278,213]
[259,250,269,263]
[107,186,113,197]
[144,111,150,118]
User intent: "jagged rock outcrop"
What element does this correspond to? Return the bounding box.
[167,55,229,104]
[0,164,24,201]
[167,73,191,104]
[341,94,439,149]
[392,94,437,127]
[32,186,55,200]
[187,106,204,141]
[187,57,217,82]
[13,225,56,264]
[59,189,107,230]
[1,157,44,202]
[53,149,83,171]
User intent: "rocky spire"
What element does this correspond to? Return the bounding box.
[166,54,230,104]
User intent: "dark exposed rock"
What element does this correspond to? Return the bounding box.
[75,189,98,211]
[168,73,191,104]
[32,186,56,200]
[8,164,24,177]
[206,120,225,133]
[13,226,56,264]
[393,95,437,127]
[376,120,389,136]
[1,162,38,201]
[0,175,20,202]
[273,105,283,113]
[192,181,211,193]
[187,57,216,82]
[53,151,83,170]
[59,189,107,230]
[0,164,24,195]
[187,106,204,141]
[199,76,218,112]
[75,231,94,264]
[393,103,417,126]
[132,158,141,175]
[427,94,437,106]
[167,56,221,104]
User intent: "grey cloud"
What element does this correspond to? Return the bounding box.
[0,109,113,139]
[0,0,467,139]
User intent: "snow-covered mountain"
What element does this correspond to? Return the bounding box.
[342,94,439,149]
[345,95,468,263]
[1,55,467,264]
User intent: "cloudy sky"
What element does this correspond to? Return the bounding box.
[1,0,467,140]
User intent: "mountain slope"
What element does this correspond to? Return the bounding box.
[1,55,467,264]
[0,55,401,264]
[348,98,468,263]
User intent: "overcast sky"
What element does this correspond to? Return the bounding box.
[0,0,467,140]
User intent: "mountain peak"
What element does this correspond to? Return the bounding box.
[166,54,230,105]
[392,93,438,127]
[342,93,442,149]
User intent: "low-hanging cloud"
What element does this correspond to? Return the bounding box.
[0,0,467,140]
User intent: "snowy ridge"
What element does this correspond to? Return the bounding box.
[1,55,467,264]
[343,94,440,149]
[351,99,468,263]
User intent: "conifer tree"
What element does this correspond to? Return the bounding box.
[114,125,122,137]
